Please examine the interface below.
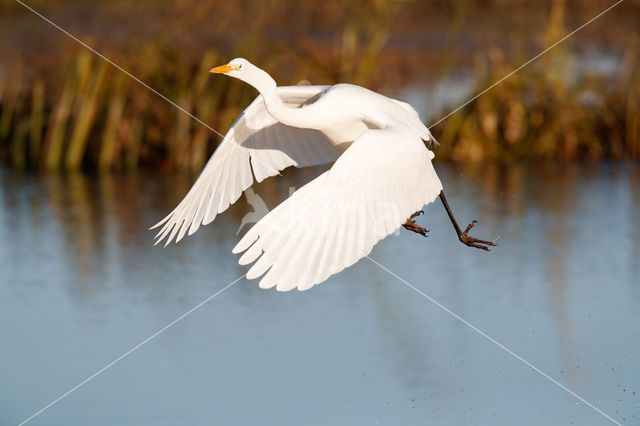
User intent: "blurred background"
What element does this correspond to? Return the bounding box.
[1,1,640,425]
[1,0,639,169]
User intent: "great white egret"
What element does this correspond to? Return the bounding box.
[152,58,495,291]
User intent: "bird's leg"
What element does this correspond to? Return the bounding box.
[439,190,496,251]
[402,210,429,237]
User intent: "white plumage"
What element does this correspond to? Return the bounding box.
[152,58,443,291]
[151,85,342,244]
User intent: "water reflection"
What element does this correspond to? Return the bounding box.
[2,162,639,319]
[2,162,639,323]
[1,162,639,425]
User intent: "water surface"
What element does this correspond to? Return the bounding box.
[1,163,639,425]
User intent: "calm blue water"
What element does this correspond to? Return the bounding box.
[1,163,639,425]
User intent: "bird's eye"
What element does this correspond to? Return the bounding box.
[237,64,243,70]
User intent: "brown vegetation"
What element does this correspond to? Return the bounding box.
[0,0,638,170]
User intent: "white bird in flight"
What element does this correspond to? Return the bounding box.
[152,58,495,291]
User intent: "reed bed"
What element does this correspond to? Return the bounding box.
[0,0,396,171]
[431,0,639,162]
[432,0,639,162]
[0,0,638,170]
[433,37,640,162]
[0,48,256,171]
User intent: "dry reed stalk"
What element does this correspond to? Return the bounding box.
[66,57,110,169]
[99,72,128,170]
[43,73,74,170]
[29,80,45,165]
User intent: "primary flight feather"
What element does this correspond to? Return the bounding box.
[152,58,495,291]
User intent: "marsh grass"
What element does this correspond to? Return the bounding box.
[433,1,639,162]
[434,47,640,161]
[0,0,637,170]
[0,23,393,170]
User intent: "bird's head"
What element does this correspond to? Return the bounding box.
[209,58,277,95]
[210,58,251,77]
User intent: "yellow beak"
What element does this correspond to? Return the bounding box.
[209,64,233,74]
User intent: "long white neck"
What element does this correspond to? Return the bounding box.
[247,68,319,129]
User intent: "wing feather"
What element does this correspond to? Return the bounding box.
[153,86,341,245]
[188,187,210,235]
[233,123,443,291]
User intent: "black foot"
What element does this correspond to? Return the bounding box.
[458,220,496,251]
[402,211,429,237]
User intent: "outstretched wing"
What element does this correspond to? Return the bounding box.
[153,85,342,246]
[232,123,443,291]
